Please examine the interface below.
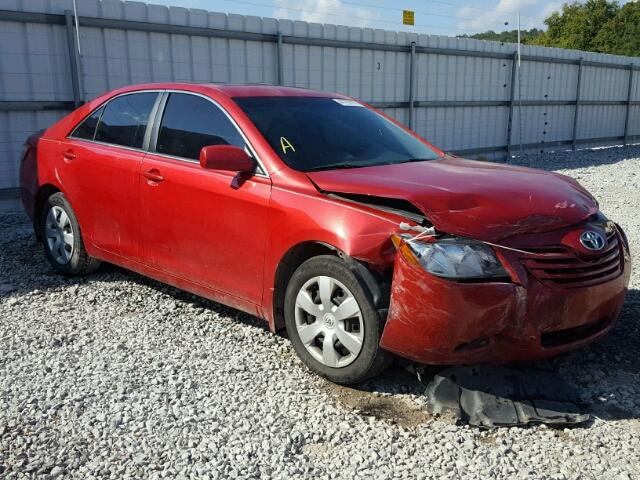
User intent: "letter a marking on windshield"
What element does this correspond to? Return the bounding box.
[280,136,295,154]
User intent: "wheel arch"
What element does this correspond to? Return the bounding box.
[272,241,338,331]
[33,184,62,240]
[271,241,390,332]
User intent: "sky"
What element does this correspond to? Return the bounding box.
[150,0,633,36]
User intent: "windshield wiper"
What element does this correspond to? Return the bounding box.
[397,158,432,164]
[305,158,433,172]
[305,163,368,172]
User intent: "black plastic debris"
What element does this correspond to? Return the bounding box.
[423,365,590,428]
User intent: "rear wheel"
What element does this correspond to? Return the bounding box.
[41,193,101,275]
[284,255,389,384]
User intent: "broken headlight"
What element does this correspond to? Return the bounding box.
[397,237,509,280]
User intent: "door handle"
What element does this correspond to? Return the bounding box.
[143,170,164,183]
[63,149,76,160]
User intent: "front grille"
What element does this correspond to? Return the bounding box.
[520,231,622,288]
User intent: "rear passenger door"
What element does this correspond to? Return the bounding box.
[140,92,271,306]
[62,91,160,261]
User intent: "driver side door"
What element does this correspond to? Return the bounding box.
[140,92,271,307]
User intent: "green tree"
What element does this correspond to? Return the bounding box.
[458,29,544,44]
[592,1,640,56]
[532,0,619,51]
[459,0,640,57]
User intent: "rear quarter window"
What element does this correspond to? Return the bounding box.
[70,106,104,141]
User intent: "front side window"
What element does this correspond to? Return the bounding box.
[70,106,104,140]
[156,93,246,161]
[94,92,158,149]
[233,97,441,172]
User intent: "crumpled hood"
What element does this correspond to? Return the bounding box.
[306,157,598,242]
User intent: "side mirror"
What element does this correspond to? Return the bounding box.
[199,145,254,173]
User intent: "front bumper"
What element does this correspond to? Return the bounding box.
[379,232,631,365]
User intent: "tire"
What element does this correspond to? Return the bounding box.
[284,255,390,384]
[40,192,101,276]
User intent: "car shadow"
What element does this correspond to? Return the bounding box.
[0,215,271,334]
[353,287,640,425]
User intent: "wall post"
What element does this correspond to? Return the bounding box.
[571,57,583,151]
[506,51,518,157]
[276,32,284,86]
[623,63,634,146]
[64,10,83,107]
[408,42,416,130]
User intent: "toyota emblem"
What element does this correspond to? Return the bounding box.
[579,230,606,251]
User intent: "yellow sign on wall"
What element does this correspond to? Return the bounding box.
[402,10,415,25]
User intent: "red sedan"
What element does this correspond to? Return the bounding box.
[20,83,631,384]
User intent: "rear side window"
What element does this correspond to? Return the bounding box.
[70,106,104,140]
[155,93,245,160]
[94,92,158,149]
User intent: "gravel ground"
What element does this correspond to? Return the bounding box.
[1,145,639,480]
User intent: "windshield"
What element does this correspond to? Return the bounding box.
[233,97,441,172]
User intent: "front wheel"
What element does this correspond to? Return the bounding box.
[284,255,390,384]
[40,192,101,276]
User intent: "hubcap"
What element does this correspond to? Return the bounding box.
[295,276,364,368]
[45,206,74,265]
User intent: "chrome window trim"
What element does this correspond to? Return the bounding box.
[65,88,270,179]
[67,90,163,147]
[153,89,269,178]
[64,137,149,155]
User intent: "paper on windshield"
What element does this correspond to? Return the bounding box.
[332,99,364,107]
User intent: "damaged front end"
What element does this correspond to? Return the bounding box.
[381,230,520,363]
[379,219,631,365]
[306,174,630,366]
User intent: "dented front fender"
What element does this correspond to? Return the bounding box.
[380,251,518,363]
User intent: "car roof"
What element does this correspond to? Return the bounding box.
[106,82,347,100]
[208,84,343,98]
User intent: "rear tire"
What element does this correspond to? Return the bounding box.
[40,192,101,276]
[284,255,390,384]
